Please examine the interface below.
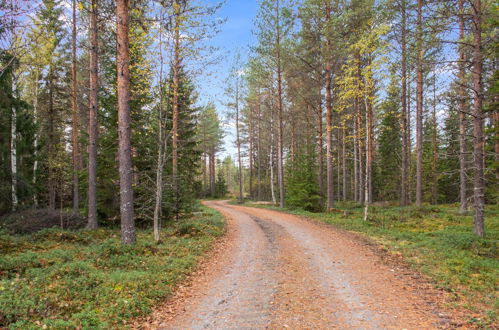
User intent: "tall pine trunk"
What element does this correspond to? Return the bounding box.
[325,3,334,209]
[458,0,468,214]
[400,0,409,206]
[415,0,423,207]
[471,0,485,237]
[33,71,39,206]
[48,67,56,210]
[11,73,17,211]
[432,70,438,204]
[317,101,324,198]
[249,106,254,198]
[87,0,99,229]
[71,0,79,215]
[235,78,243,203]
[172,1,181,219]
[153,24,165,244]
[209,149,215,197]
[270,103,277,205]
[257,95,262,200]
[116,0,135,244]
[276,0,285,208]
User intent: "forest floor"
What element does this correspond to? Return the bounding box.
[0,205,225,329]
[144,200,495,329]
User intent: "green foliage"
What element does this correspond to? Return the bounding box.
[0,205,224,329]
[285,152,322,212]
[214,169,228,198]
[374,72,401,201]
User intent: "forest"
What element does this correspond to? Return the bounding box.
[0,0,497,328]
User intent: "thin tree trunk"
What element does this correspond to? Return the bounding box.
[257,93,262,200]
[172,0,181,219]
[353,112,358,202]
[71,0,79,215]
[116,0,135,244]
[153,20,165,244]
[337,126,341,201]
[235,77,243,203]
[366,90,373,204]
[415,0,423,207]
[249,104,254,198]
[48,67,56,210]
[325,2,334,209]
[432,70,438,204]
[11,73,17,211]
[33,71,39,207]
[355,52,364,205]
[363,100,370,221]
[209,148,215,197]
[276,0,285,208]
[400,0,409,206]
[87,0,99,229]
[317,102,324,197]
[471,0,485,237]
[407,67,412,203]
[270,104,276,205]
[458,0,468,214]
[342,126,347,201]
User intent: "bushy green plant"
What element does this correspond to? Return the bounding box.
[285,152,322,212]
[0,206,224,328]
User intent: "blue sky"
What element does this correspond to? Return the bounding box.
[196,0,258,158]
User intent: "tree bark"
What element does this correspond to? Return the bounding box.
[48,66,56,210]
[87,0,99,229]
[71,0,80,215]
[458,0,468,214]
[471,0,485,237]
[11,73,17,211]
[317,101,324,198]
[416,0,423,207]
[325,2,334,209]
[33,71,39,206]
[153,21,165,244]
[274,0,285,208]
[257,93,262,200]
[270,102,277,205]
[432,70,438,204]
[342,126,347,201]
[249,103,254,198]
[355,52,364,205]
[235,76,243,203]
[172,0,181,219]
[353,110,358,202]
[209,148,215,197]
[366,82,373,204]
[116,0,135,244]
[400,0,409,206]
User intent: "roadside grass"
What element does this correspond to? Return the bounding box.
[243,200,498,326]
[0,205,225,329]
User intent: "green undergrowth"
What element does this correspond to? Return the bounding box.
[245,200,498,326]
[0,205,225,329]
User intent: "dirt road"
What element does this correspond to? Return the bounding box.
[151,200,448,329]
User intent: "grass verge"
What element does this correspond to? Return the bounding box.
[0,204,225,329]
[244,200,498,327]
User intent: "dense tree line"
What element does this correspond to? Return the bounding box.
[235,0,497,236]
[0,0,496,244]
[0,0,225,244]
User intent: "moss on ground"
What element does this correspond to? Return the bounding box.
[0,205,225,329]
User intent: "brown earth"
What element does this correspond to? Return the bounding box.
[140,200,465,329]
